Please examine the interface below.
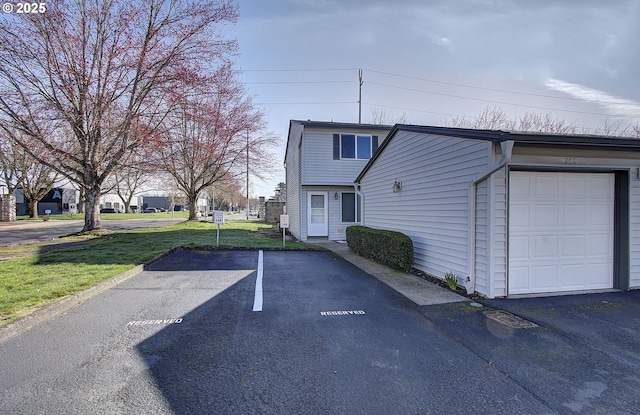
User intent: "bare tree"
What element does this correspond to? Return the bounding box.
[370,108,409,125]
[0,133,19,195]
[450,106,640,137]
[150,64,275,221]
[0,0,238,231]
[109,161,152,213]
[0,129,59,217]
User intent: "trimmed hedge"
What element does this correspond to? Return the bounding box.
[346,225,414,272]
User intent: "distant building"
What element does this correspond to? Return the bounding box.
[16,187,78,216]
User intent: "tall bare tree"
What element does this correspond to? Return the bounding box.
[150,64,276,221]
[0,0,238,231]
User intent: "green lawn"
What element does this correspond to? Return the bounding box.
[0,220,313,327]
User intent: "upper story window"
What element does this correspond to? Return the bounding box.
[333,133,379,160]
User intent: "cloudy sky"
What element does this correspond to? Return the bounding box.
[227,0,640,196]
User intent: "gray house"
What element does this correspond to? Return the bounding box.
[355,125,640,299]
[285,120,391,241]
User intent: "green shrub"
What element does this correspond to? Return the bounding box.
[346,225,414,272]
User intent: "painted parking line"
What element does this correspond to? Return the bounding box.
[253,250,264,312]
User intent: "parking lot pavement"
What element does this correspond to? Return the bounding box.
[421,291,640,415]
[1,249,554,415]
[2,248,639,414]
[315,240,468,306]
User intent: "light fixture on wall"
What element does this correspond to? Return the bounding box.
[334,191,339,200]
[392,180,402,193]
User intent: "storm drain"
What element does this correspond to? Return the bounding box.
[482,309,538,329]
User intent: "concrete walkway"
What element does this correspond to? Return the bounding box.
[313,240,468,306]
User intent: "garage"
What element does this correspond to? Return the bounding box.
[508,171,614,295]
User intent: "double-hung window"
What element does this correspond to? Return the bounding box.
[341,192,362,223]
[333,134,379,160]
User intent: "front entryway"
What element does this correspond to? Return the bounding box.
[508,171,614,295]
[307,191,328,237]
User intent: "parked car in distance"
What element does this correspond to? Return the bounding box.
[100,207,118,213]
[143,207,159,213]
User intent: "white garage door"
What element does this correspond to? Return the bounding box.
[509,171,614,295]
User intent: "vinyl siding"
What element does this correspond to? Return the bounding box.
[301,128,390,186]
[285,123,303,240]
[360,131,490,281]
[490,167,508,297]
[287,122,390,240]
[474,180,489,295]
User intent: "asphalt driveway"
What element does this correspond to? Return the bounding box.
[1,248,639,414]
[423,290,640,414]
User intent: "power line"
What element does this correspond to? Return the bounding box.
[365,81,616,117]
[364,68,586,102]
[238,67,638,121]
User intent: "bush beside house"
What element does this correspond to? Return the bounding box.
[346,225,414,272]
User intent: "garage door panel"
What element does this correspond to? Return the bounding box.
[509,235,529,260]
[559,264,585,288]
[510,205,531,228]
[534,205,558,227]
[509,266,530,293]
[509,172,613,295]
[586,263,613,287]
[589,204,614,227]
[532,266,558,291]
[533,235,558,258]
[587,233,612,256]
[560,235,586,257]
[563,176,587,196]
[535,176,560,197]
[561,205,586,227]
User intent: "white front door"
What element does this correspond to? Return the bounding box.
[307,192,328,237]
[508,171,614,295]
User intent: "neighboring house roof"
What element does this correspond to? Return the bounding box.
[284,119,393,163]
[355,124,640,183]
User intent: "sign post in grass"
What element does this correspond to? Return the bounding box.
[280,214,289,248]
[214,211,224,246]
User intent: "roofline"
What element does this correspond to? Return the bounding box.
[284,119,394,164]
[289,119,393,130]
[355,124,640,183]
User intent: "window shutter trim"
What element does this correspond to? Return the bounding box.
[333,134,340,159]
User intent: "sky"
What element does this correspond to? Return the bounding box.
[226,0,640,197]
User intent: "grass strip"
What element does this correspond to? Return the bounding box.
[0,220,312,326]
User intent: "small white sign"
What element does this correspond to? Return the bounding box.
[280,214,289,229]
[213,210,224,224]
[44,209,51,214]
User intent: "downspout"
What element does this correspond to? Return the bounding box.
[354,183,364,226]
[465,140,514,295]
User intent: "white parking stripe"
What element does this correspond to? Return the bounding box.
[253,250,264,312]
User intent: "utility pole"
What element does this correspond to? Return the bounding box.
[246,130,249,220]
[358,69,363,123]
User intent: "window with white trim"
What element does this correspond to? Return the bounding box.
[333,134,379,160]
[341,192,361,223]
